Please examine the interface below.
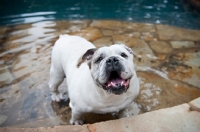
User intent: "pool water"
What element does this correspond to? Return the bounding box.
[0,0,200,128]
[0,0,200,29]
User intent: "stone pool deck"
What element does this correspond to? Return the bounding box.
[1,97,200,132]
[0,20,200,129]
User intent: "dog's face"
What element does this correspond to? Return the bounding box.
[82,44,135,95]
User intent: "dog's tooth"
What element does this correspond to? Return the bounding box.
[111,82,115,86]
[121,81,124,86]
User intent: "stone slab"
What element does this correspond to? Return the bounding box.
[156,24,200,41]
[93,37,113,47]
[87,103,200,132]
[189,97,200,112]
[161,51,200,88]
[170,41,196,49]
[1,98,200,132]
[69,27,102,42]
[149,41,172,54]
[91,20,155,32]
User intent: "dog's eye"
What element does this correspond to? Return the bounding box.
[121,53,128,58]
[95,56,103,63]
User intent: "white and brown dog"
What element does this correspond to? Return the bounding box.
[49,35,140,125]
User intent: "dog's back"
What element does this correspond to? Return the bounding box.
[49,35,95,102]
[51,35,95,75]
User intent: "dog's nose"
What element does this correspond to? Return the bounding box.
[106,57,119,66]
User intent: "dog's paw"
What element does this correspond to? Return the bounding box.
[70,118,84,125]
[51,93,65,102]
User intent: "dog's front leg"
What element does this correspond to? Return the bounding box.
[69,102,84,125]
[49,66,65,102]
[117,109,128,118]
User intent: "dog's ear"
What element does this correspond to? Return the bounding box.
[120,44,143,61]
[120,44,134,55]
[77,48,97,68]
[82,48,97,61]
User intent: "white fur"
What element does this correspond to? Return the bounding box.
[49,35,140,125]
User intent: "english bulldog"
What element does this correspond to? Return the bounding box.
[49,34,140,125]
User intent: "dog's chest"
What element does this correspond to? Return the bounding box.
[85,95,133,113]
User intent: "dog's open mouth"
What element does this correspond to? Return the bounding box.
[103,71,130,94]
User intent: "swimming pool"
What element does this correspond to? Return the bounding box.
[0,0,200,29]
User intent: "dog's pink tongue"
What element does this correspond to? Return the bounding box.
[107,78,129,87]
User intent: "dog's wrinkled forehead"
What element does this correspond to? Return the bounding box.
[93,47,108,57]
[93,44,132,58]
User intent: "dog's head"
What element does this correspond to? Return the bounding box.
[80,44,135,95]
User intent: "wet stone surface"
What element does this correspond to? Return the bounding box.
[0,20,200,127]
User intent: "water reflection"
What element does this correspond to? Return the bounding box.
[1,12,56,19]
[0,20,200,127]
[10,16,55,24]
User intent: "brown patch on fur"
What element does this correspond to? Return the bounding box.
[77,57,92,69]
[77,48,97,68]
[88,62,92,69]
[77,56,86,68]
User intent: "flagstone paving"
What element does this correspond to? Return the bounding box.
[0,20,200,128]
[0,97,200,132]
